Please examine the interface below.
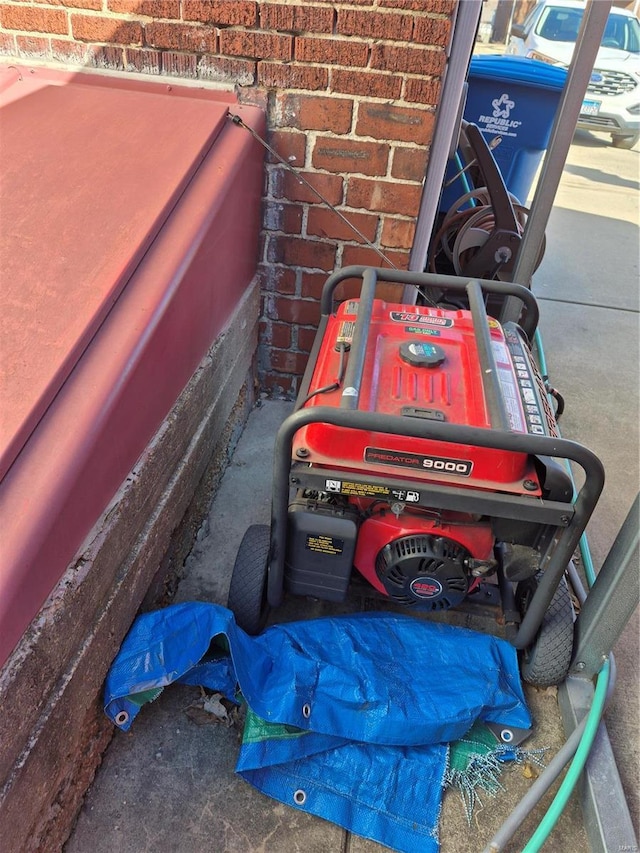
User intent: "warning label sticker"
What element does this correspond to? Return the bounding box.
[305,535,344,556]
[404,326,441,337]
[390,312,453,328]
[325,478,391,498]
[337,320,355,344]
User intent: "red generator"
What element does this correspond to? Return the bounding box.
[228,267,604,686]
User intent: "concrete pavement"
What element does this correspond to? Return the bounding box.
[65,134,639,852]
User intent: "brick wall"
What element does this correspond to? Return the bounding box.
[0,0,457,397]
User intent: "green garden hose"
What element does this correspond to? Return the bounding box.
[521,660,610,853]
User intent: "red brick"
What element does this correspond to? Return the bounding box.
[357,102,435,144]
[271,349,309,375]
[272,167,343,206]
[38,0,102,10]
[199,56,254,84]
[312,136,389,177]
[259,3,334,33]
[277,93,353,133]
[300,271,328,300]
[0,30,15,52]
[380,0,455,11]
[71,14,142,44]
[267,130,307,167]
[87,43,125,69]
[145,22,215,52]
[341,244,409,270]
[313,0,371,4]
[297,326,317,353]
[381,217,415,249]
[307,207,378,244]
[337,8,413,40]
[108,0,179,15]
[125,47,162,74]
[162,51,197,77]
[264,201,303,235]
[15,34,50,57]
[403,76,441,106]
[51,37,88,62]
[414,14,452,47]
[370,43,445,76]
[391,146,428,182]
[346,177,422,216]
[268,236,337,273]
[271,295,322,326]
[263,321,292,349]
[258,62,328,91]
[295,36,369,68]
[183,0,257,26]
[331,68,401,100]
[259,263,297,294]
[220,29,292,60]
[0,5,68,34]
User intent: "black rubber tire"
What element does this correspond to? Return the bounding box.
[516,572,575,688]
[227,524,271,635]
[611,132,639,150]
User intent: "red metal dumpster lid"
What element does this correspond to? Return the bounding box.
[0,65,235,480]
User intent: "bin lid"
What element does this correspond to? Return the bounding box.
[469,55,568,91]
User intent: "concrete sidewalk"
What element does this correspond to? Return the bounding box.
[65,136,639,852]
[65,400,588,853]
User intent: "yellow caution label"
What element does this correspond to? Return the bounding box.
[305,535,344,556]
[341,481,390,497]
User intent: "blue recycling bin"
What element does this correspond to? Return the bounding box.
[442,55,568,208]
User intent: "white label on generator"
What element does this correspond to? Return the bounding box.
[492,341,525,432]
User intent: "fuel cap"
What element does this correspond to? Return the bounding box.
[399,341,446,367]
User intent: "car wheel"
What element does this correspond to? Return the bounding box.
[611,132,639,150]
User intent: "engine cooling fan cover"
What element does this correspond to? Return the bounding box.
[375,534,469,610]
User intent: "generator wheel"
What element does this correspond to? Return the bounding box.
[516,572,575,688]
[227,524,271,635]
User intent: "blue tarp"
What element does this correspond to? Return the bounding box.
[104,603,531,852]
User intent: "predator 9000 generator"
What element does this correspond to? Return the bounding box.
[227,267,604,687]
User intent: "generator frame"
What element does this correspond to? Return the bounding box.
[266,267,604,651]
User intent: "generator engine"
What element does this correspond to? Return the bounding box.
[284,291,570,612]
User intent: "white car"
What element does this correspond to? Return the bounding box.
[507,0,640,149]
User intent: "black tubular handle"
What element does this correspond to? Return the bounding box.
[339,267,377,410]
[320,266,539,340]
[466,280,510,430]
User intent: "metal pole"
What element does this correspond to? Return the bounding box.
[500,0,612,321]
[570,493,640,679]
[407,0,483,301]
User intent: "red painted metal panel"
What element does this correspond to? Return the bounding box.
[0,66,229,480]
[0,65,265,666]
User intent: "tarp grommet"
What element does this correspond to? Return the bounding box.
[294,789,307,805]
[302,703,311,719]
[115,711,129,726]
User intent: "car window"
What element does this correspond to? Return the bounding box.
[619,16,640,53]
[536,6,640,52]
[536,8,583,42]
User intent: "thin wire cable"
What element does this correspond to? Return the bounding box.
[228,113,398,270]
